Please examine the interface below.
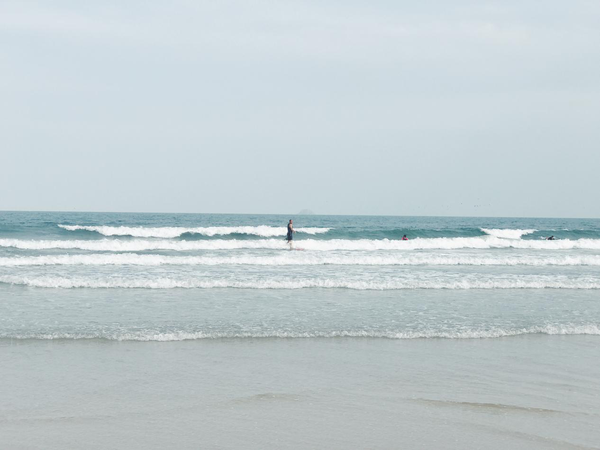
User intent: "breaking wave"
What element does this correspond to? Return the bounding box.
[58,225,330,238]
[481,228,536,239]
[2,253,600,266]
[3,324,599,341]
[3,237,600,251]
[2,275,599,289]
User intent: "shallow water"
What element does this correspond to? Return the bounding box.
[2,337,599,449]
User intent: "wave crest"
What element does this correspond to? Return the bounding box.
[2,275,599,290]
[3,324,599,341]
[2,253,600,267]
[3,237,600,251]
[58,225,330,238]
[480,228,536,239]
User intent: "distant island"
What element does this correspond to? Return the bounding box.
[297,209,315,215]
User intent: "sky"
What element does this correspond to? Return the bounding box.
[1,0,599,217]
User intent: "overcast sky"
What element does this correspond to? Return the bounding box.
[2,0,599,217]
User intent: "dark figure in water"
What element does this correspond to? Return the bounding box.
[402,235,408,240]
[547,236,555,240]
[287,219,296,249]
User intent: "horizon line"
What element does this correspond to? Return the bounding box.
[0,209,598,221]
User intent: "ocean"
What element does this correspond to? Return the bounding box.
[1,211,599,449]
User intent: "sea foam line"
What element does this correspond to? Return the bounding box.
[3,237,600,251]
[2,275,600,289]
[58,225,330,238]
[2,253,600,266]
[2,324,599,341]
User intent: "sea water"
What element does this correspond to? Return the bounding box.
[1,212,599,449]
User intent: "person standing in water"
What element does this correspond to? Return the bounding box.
[287,219,296,249]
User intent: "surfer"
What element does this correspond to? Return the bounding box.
[547,235,555,240]
[402,235,408,241]
[286,219,295,249]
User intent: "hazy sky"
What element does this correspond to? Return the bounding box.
[2,0,599,217]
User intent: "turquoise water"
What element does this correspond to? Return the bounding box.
[2,212,600,449]
[2,211,600,240]
[1,211,600,339]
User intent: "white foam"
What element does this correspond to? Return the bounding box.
[3,324,599,341]
[2,275,599,290]
[3,237,600,251]
[58,225,330,238]
[2,253,600,267]
[481,228,536,239]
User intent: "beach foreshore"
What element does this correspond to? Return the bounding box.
[2,336,599,450]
